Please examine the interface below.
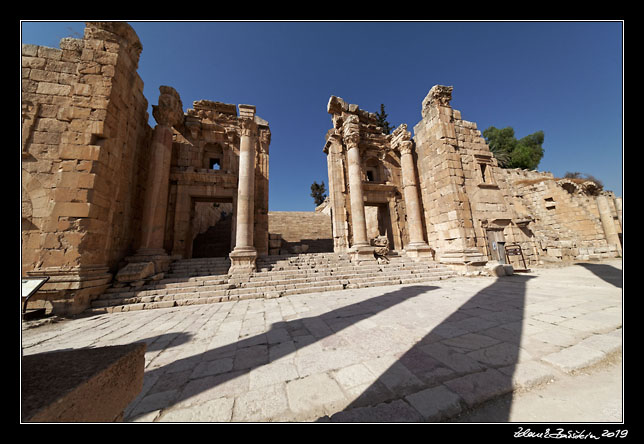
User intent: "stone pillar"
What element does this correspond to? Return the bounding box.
[597,194,622,256]
[392,124,433,259]
[614,197,623,229]
[139,124,173,254]
[116,86,183,285]
[324,133,349,252]
[343,116,374,263]
[414,85,486,271]
[229,105,258,274]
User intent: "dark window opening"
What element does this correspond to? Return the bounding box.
[366,170,375,182]
[480,163,488,183]
[209,158,221,170]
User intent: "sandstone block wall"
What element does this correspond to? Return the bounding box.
[22,22,153,314]
[498,169,621,264]
[268,211,333,254]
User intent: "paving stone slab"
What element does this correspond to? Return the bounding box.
[157,397,234,422]
[499,360,557,390]
[232,384,291,422]
[328,399,424,423]
[541,344,607,373]
[404,385,463,421]
[443,368,513,408]
[286,373,347,419]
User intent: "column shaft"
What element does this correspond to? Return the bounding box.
[346,144,369,247]
[140,124,173,252]
[400,147,426,246]
[234,124,256,251]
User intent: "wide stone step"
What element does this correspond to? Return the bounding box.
[99,265,454,302]
[89,253,457,314]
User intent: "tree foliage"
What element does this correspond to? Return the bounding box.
[310,181,327,206]
[483,126,545,170]
[375,104,394,135]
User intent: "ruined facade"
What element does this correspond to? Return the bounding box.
[22,22,269,314]
[22,22,621,316]
[324,85,622,271]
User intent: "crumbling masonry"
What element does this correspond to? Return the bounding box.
[324,85,622,271]
[22,23,622,316]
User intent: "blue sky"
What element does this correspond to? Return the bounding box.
[22,21,623,210]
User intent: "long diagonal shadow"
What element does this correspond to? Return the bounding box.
[575,263,622,288]
[126,284,438,421]
[325,274,535,422]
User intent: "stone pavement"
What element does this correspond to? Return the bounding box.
[21,259,622,423]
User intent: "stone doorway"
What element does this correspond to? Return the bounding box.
[486,229,507,264]
[365,203,395,249]
[190,200,234,258]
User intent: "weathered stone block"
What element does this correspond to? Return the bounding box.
[22,343,146,422]
[115,261,155,283]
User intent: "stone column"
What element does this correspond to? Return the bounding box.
[597,194,622,256]
[324,133,349,252]
[343,116,374,262]
[614,197,622,229]
[139,124,173,253]
[229,105,258,274]
[393,125,433,259]
[116,86,183,285]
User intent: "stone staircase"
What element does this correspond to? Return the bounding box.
[88,252,457,314]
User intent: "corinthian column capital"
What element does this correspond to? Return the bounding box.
[240,118,257,138]
[398,140,414,156]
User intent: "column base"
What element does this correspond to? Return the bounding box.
[439,247,487,273]
[25,266,112,316]
[229,248,257,275]
[404,242,436,261]
[349,244,376,264]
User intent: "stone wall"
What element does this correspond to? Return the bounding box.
[413,85,486,267]
[498,169,622,264]
[22,22,152,314]
[268,211,333,254]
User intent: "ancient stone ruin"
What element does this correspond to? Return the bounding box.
[22,22,622,316]
[324,85,622,272]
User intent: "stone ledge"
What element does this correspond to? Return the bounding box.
[22,343,146,422]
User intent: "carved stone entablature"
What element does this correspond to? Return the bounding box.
[152,86,184,128]
[422,84,454,110]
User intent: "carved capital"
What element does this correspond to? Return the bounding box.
[342,114,360,149]
[398,141,414,156]
[152,86,184,127]
[240,118,257,138]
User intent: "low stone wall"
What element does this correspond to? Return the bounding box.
[268,211,333,254]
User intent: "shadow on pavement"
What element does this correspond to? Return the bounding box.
[324,274,535,422]
[126,285,438,421]
[576,263,622,288]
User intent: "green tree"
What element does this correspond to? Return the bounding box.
[310,181,327,206]
[483,126,544,170]
[375,104,394,135]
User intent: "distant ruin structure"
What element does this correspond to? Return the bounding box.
[22,22,622,316]
[324,85,622,270]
